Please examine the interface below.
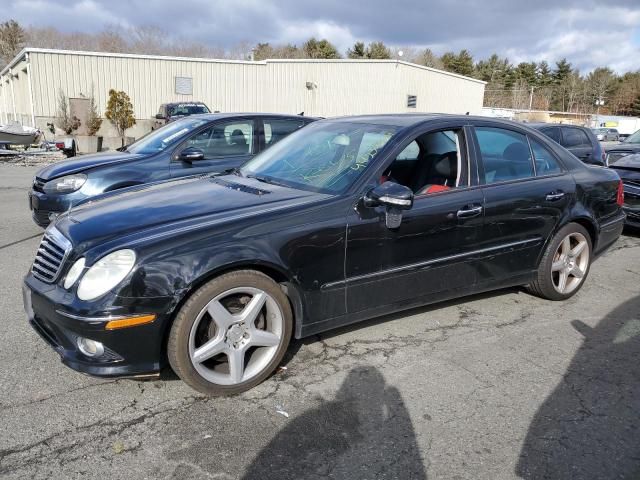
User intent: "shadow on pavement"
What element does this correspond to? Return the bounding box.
[242,366,427,479]
[516,295,640,479]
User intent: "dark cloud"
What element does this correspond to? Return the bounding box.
[6,0,640,72]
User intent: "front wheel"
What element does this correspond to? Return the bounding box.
[168,270,292,395]
[528,223,592,301]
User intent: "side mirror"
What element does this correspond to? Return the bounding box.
[364,181,414,229]
[178,147,205,162]
[155,113,165,120]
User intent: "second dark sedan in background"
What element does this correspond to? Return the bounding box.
[530,123,605,166]
[605,129,640,166]
[28,113,315,227]
[608,152,640,228]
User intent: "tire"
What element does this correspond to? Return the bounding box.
[528,223,592,301]
[168,270,293,395]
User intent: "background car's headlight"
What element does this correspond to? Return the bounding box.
[64,257,85,289]
[77,250,136,301]
[43,174,87,194]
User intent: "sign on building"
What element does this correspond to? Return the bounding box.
[175,76,193,95]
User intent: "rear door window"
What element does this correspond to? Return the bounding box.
[529,138,563,175]
[183,120,254,158]
[263,118,306,149]
[562,128,591,148]
[541,127,561,144]
[475,127,535,183]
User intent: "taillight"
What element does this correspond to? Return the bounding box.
[55,142,64,149]
[617,180,624,206]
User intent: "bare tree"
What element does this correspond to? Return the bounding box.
[0,19,26,66]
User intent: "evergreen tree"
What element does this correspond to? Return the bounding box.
[537,61,553,87]
[365,41,391,59]
[302,38,341,59]
[553,58,572,84]
[347,41,366,59]
[441,50,474,77]
[515,62,538,86]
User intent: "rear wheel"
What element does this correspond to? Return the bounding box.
[528,223,592,301]
[168,270,292,395]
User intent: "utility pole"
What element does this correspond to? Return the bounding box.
[595,97,605,128]
[528,86,535,112]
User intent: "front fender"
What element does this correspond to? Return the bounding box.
[116,241,297,299]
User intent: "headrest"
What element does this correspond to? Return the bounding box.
[503,142,530,162]
[434,151,458,177]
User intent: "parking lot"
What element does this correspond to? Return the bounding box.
[1,163,639,479]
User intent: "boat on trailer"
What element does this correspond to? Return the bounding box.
[0,123,40,146]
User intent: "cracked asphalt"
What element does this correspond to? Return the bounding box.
[1,164,639,479]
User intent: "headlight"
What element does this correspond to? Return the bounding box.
[64,257,85,289]
[43,174,87,194]
[77,250,136,301]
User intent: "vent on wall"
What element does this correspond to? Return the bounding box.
[407,95,417,108]
[175,76,193,95]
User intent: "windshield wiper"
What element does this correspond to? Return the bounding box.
[219,167,243,177]
[245,174,288,187]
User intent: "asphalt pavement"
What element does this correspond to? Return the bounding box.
[0,164,639,479]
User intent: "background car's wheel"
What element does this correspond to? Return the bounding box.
[528,223,592,301]
[168,270,292,395]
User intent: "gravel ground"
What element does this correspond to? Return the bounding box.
[0,165,638,479]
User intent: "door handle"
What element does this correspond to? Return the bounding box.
[545,191,565,201]
[456,205,483,219]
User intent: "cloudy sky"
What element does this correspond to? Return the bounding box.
[5,0,640,73]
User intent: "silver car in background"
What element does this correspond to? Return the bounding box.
[593,128,620,142]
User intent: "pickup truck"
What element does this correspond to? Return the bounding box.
[153,102,211,130]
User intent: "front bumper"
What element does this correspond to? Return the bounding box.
[28,189,88,227]
[23,274,177,377]
[623,207,640,228]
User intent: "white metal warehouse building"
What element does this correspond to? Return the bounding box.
[0,48,485,139]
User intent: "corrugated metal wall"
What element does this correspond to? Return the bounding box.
[261,61,484,117]
[29,52,262,118]
[0,50,485,129]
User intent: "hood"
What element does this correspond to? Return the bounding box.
[55,174,327,247]
[36,151,145,180]
[606,144,640,154]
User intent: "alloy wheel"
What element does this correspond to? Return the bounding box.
[551,232,589,294]
[188,286,284,385]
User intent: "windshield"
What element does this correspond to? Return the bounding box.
[610,153,640,167]
[240,121,399,194]
[168,104,210,116]
[624,129,640,144]
[127,118,209,154]
[593,128,606,134]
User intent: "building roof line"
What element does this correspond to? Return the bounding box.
[0,47,486,84]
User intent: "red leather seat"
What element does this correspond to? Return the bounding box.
[417,184,451,195]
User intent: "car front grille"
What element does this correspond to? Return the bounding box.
[33,177,46,192]
[32,228,72,283]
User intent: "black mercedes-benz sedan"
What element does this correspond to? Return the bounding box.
[28,113,314,227]
[23,114,625,395]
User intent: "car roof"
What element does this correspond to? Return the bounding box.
[322,114,559,130]
[164,102,208,106]
[171,112,316,120]
[527,122,588,130]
